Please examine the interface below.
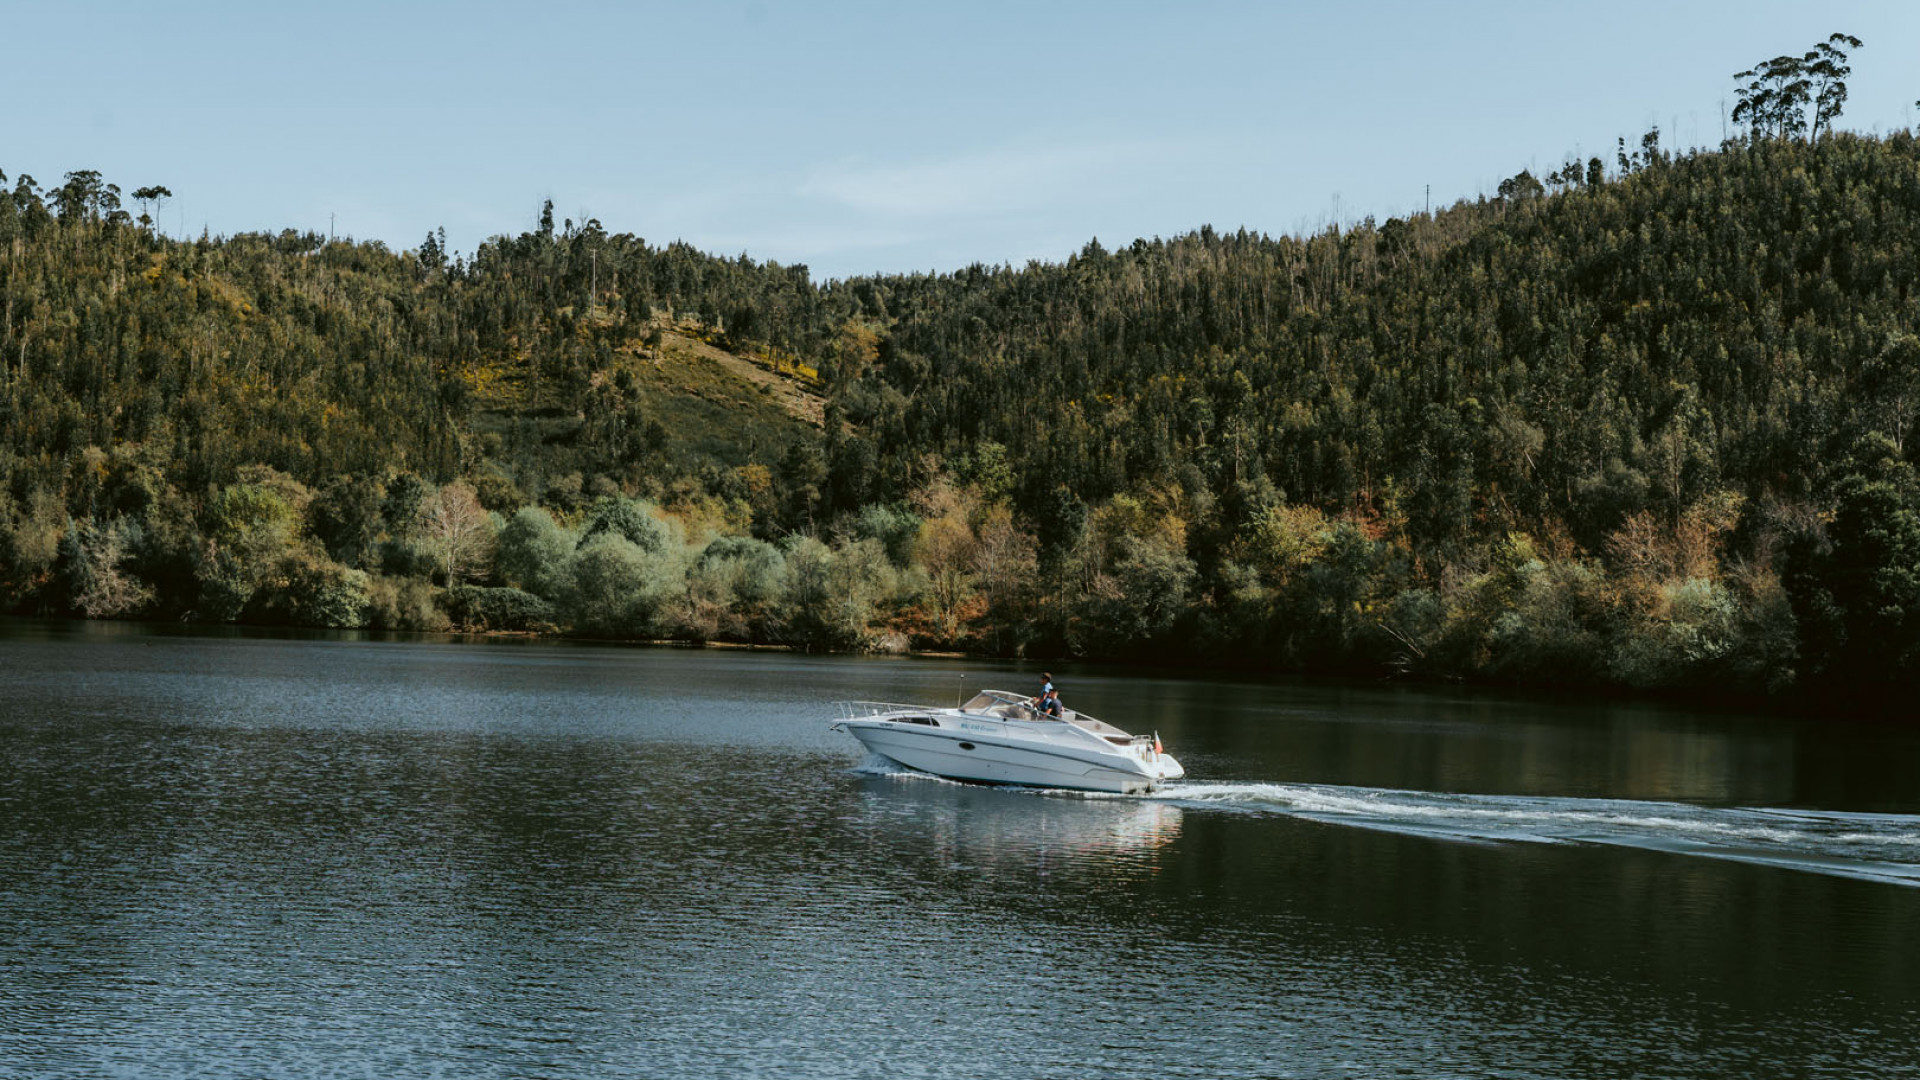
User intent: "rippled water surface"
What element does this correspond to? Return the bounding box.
[4,619,1920,1078]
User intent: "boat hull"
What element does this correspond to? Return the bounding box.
[842,719,1178,795]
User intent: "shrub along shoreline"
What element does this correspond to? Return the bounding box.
[26,472,1821,714]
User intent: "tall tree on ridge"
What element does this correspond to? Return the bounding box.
[1733,54,1812,140]
[1809,33,1864,137]
[1733,33,1862,141]
[132,185,172,234]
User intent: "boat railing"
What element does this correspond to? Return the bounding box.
[836,700,936,720]
[835,699,1149,742]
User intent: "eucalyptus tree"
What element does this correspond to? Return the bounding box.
[1733,33,1862,141]
[52,170,120,224]
[1808,33,1863,137]
[131,185,171,233]
[1732,54,1813,140]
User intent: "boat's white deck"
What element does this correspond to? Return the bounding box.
[1065,714,1132,739]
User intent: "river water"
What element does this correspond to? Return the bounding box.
[3,618,1918,1078]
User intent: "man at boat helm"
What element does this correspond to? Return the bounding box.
[1042,688,1064,718]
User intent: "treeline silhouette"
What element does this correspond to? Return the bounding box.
[6,125,1920,709]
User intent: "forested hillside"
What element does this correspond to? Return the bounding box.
[7,127,1920,708]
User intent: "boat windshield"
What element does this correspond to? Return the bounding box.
[960,690,1045,719]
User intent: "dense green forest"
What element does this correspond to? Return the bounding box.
[8,103,1920,708]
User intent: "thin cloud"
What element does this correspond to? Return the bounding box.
[798,141,1160,220]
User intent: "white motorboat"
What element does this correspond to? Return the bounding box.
[833,689,1185,794]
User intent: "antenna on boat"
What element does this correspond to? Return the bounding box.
[956,674,965,708]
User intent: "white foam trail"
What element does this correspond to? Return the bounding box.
[850,750,911,776]
[1143,781,1920,886]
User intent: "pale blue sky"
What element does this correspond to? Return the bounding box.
[7,1,1919,280]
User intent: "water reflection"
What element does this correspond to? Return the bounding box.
[1050,673,1874,808]
[851,771,1183,877]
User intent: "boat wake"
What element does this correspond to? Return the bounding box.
[1142,781,1920,886]
[847,757,1920,886]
